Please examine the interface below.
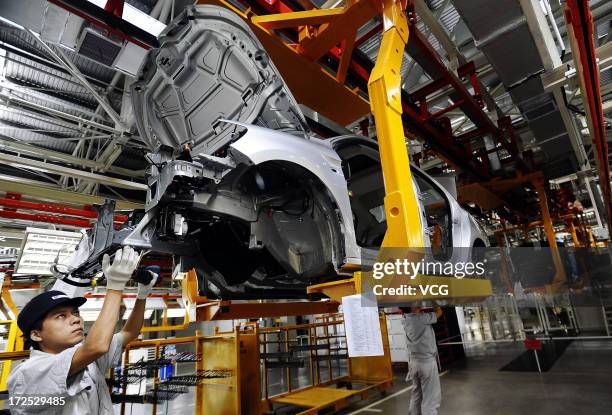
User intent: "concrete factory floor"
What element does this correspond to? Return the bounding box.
[337,339,612,415]
[114,337,612,414]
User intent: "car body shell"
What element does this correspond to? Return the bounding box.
[106,4,490,299]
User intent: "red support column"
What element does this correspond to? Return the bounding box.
[564,0,612,235]
[104,0,124,18]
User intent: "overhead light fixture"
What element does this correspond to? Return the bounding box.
[165,308,187,318]
[123,297,166,320]
[85,0,166,37]
[122,309,155,320]
[80,310,102,322]
[14,228,83,276]
[80,297,105,311]
[83,309,155,322]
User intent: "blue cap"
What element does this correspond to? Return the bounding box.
[17,290,86,334]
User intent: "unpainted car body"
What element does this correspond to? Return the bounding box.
[103,5,487,299]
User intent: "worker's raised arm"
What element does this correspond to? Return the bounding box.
[69,246,139,376]
[121,271,158,345]
[419,307,443,324]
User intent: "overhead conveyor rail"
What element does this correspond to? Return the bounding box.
[563,0,612,233]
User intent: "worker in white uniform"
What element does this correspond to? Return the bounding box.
[400,305,443,415]
[7,246,157,414]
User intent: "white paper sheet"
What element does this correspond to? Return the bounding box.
[342,294,384,357]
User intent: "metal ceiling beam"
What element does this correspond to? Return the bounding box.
[25,29,128,132]
[47,0,159,49]
[0,93,119,133]
[0,153,147,191]
[542,41,612,90]
[0,136,142,178]
[77,75,135,194]
[0,136,99,169]
[0,40,126,96]
[414,0,462,69]
[409,2,506,119]
[0,79,106,122]
[0,104,82,135]
[0,178,142,210]
[406,27,527,172]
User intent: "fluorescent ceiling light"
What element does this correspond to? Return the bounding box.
[122,3,166,37]
[80,310,101,322]
[84,309,154,321]
[80,297,105,311]
[85,0,166,37]
[165,308,187,318]
[14,228,83,276]
[123,297,166,321]
[123,309,154,320]
[124,297,167,310]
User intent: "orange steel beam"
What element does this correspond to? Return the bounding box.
[567,219,581,247]
[296,0,380,61]
[458,183,505,210]
[479,173,540,194]
[196,300,340,321]
[200,0,370,125]
[0,350,30,361]
[533,174,567,292]
[252,7,345,29]
[336,29,357,83]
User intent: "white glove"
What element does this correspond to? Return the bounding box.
[136,271,158,300]
[102,246,140,291]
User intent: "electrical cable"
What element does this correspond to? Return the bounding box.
[561,85,586,116]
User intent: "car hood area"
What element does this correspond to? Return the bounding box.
[131,5,309,157]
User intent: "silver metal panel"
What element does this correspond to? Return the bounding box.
[58,13,84,50]
[453,0,524,41]
[530,113,566,141]
[131,5,307,155]
[539,136,575,160]
[477,25,543,86]
[509,77,545,105]
[40,2,70,44]
[0,0,45,32]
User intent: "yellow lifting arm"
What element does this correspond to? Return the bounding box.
[310,0,492,302]
[368,0,424,250]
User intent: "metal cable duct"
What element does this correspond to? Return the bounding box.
[453,0,580,179]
